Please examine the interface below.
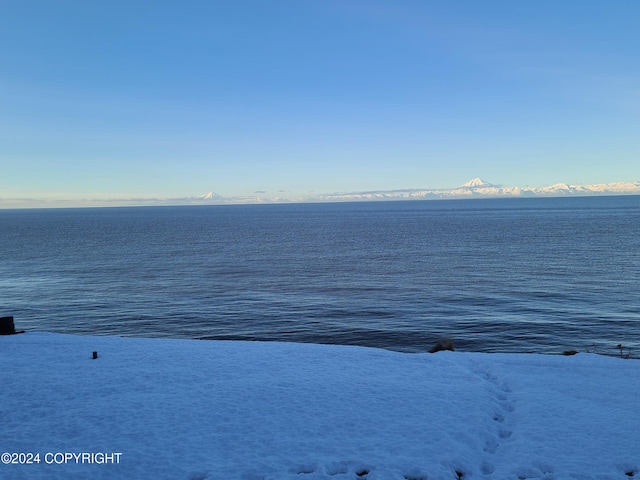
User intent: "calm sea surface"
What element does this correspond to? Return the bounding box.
[1,196,639,356]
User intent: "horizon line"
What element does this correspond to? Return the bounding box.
[2,178,640,209]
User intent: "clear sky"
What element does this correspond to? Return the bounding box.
[1,0,639,205]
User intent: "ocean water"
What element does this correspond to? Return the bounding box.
[1,196,639,356]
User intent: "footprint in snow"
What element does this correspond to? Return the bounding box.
[470,362,516,458]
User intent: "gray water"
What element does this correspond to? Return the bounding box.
[1,196,639,357]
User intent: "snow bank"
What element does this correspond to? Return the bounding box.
[1,333,638,480]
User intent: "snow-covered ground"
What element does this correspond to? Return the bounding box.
[1,332,638,480]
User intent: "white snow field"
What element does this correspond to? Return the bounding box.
[1,332,638,480]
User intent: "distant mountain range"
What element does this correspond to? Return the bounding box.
[187,178,640,204]
[3,178,639,209]
[310,178,640,203]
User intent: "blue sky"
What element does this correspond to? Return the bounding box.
[1,0,639,204]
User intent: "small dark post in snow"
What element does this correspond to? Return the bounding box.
[92,351,98,360]
[0,316,15,335]
[0,316,25,335]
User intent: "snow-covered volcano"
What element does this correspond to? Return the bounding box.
[460,177,495,188]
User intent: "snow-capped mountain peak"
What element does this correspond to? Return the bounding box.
[461,178,494,188]
[191,192,223,201]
